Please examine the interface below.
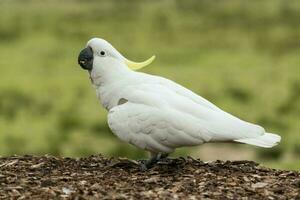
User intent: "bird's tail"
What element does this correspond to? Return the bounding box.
[234,133,281,148]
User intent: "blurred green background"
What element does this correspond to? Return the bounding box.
[0,0,299,170]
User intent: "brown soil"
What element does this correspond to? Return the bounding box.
[0,155,299,199]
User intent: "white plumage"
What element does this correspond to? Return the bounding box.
[78,38,281,164]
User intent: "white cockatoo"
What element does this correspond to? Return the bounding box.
[78,38,281,169]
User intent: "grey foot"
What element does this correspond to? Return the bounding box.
[139,153,170,171]
[140,157,158,171]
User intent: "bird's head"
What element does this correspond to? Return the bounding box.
[78,38,155,72]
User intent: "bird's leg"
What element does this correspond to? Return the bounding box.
[140,152,159,171]
[156,153,170,163]
[140,152,171,170]
[160,153,169,159]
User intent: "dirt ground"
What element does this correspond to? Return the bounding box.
[0,155,299,199]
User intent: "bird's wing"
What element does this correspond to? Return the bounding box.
[136,73,222,111]
[107,99,212,153]
[117,74,266,142]
[152,76,268,140]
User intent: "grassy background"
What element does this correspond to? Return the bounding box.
[0,0,299,170]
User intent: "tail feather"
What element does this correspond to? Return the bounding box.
[234,133,281,148]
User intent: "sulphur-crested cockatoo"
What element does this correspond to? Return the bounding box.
[78,38,281,169]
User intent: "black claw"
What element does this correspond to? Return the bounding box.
[140,163,148,171]
[139,160,153,171]
[139,158,158,171]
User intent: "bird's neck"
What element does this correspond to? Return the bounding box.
[91,62,133,110]
[91,60,131,86]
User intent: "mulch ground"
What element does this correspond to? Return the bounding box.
[0,155,299,199]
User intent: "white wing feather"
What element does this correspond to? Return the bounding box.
[107,72,280,151]
[108,102,211,153]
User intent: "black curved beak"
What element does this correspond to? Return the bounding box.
[78,47,93,70]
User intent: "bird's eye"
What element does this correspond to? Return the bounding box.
[100,51,106,56]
